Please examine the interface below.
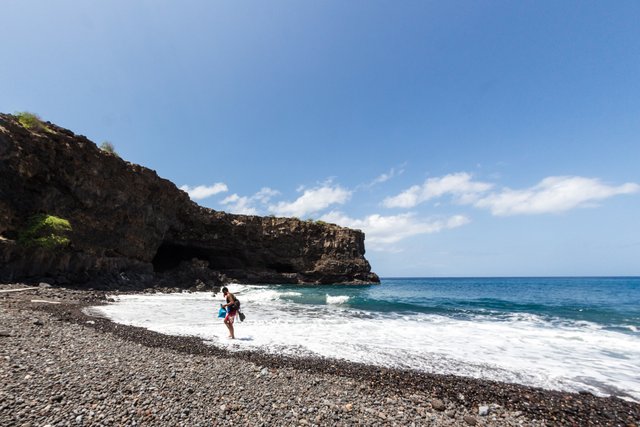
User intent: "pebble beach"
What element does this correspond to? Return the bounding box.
[1,284,639,426]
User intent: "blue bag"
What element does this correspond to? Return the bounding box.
[218,307,227,318]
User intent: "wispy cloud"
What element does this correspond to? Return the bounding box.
[220,194,257,215]
[383,172,639,216]
[320,211,470,250]
[253,187,280,203]
[474,176,640,216]
[270,185,351,218]
[360,166,405,190]
[383,172,493,208]
[221,187,280,215]
[179,183,228,200]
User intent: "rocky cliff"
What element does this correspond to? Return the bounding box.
[0,113,379,288]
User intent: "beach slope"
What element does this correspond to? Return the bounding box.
[1,285,638,426]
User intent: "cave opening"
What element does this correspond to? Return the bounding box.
[152,242,212,272]
[267,262,296,273]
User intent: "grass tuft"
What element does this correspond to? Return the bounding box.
[19,214,72,249]
[99,141,119,156]
[15,111,52,133]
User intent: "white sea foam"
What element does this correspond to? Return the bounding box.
[90,285,640,402]
[326,295,350,304]
[280,291,302,297]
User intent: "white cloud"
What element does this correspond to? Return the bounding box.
[220,194,257,215]
[475,176,640,216]
[253,187,280,203]
[362,166,405,189]
[179,183,228,200]
[320,211,470,250]
[383,172,493,208]
[270,185,351,218]
[372,171,394,185]
[221,187,280,215]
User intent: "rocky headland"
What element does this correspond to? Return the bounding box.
[0,113,378,288]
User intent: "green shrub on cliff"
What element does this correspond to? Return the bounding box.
[19,214,72,249]
[15,111,52,133]
[99,141,119,156]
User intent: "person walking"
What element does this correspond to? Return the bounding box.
[221,287,238,339]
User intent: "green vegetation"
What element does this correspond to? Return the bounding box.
[99,141,119,156]
[315,220,328,226]
[15,111,52,133]
[19,214,72,249]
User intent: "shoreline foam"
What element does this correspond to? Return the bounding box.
[91,288,640,402]
[2,284,639,426]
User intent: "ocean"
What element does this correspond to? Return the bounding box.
[89,277,640,401]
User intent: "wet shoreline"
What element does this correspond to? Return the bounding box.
[2,284,639,426]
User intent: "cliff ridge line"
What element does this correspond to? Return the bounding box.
[0,113,379,288]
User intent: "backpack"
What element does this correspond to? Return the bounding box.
[233,297,244,321]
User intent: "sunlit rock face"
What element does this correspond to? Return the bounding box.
[0,113,379,287]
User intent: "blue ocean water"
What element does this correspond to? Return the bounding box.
[283,277,640,334]
[92,276,640,401]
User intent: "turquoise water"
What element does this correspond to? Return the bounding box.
[277,277,640,334]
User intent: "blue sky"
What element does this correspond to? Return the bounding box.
[2,1,639,276]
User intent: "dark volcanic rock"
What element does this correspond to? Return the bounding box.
[0,113,379,286]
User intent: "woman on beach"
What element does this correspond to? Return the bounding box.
[221,287,238,339]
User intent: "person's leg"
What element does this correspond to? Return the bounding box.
[228,321,235,339]
[224,316,235,339]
